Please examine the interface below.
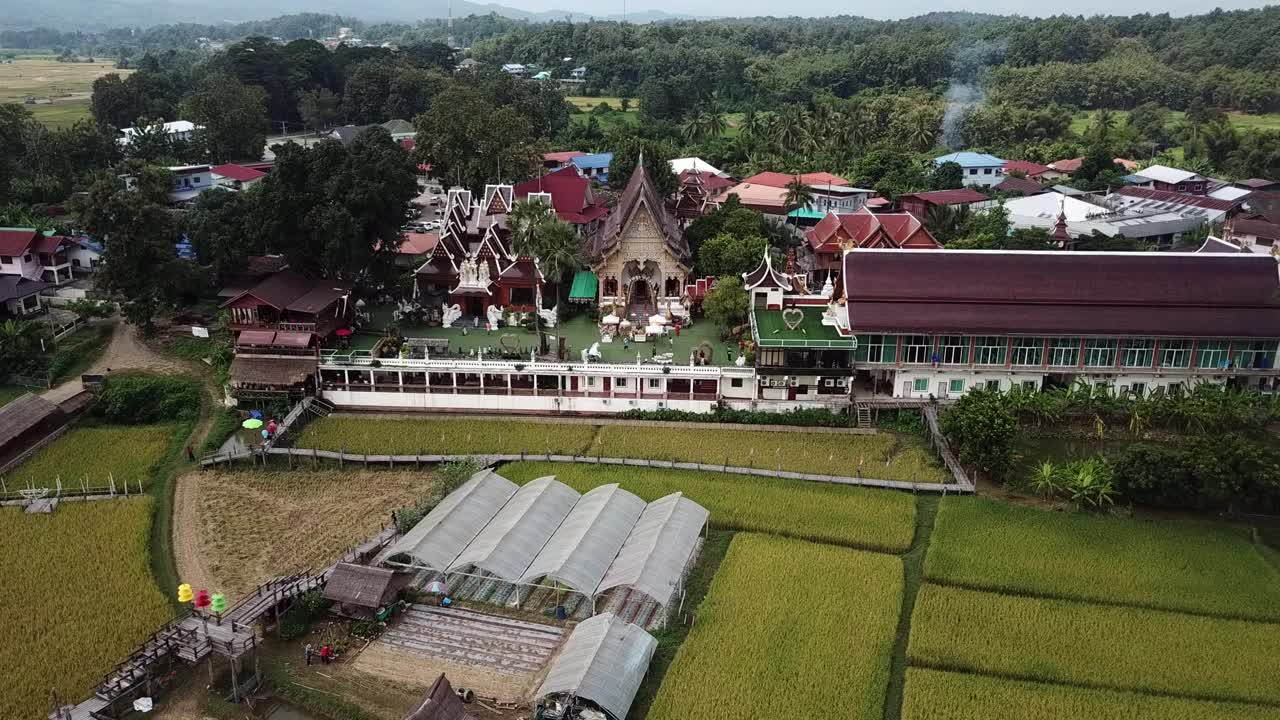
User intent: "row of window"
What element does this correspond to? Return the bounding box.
[854,335,1277,370]
[969,167,1004,176]
[0,254,34,265]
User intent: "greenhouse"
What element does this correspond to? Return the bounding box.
[536,613,658,720]
[384,469,517,571]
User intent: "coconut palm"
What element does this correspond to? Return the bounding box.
[783,176,815,213]
[774,107,814,152]
[907,107,939,152]
[508,197,554,257]
[0,319,41,352]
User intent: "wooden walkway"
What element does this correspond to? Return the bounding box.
[203,447,974,494]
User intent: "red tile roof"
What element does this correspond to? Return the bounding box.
[0,229,39,256]
[844,249,1280,337]
[806,209,941,253]
[544,151,587,164]
[32,234,68,254]
[896,188,988,206]
[994,176,1048,196]
[1003,160,1053,177]
[1115,186,1238,212]
[1049,157,1084,173]
[211,164,267,182]
[400,232,439,255]
[678,169,735,193]
[514,166,599,224]
[741,171,849,188]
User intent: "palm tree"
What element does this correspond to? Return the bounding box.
[907,107,938,152]
[0,319,41,352]
[508,197,554,257]
[783,176,815,239]
[774,107,814,153]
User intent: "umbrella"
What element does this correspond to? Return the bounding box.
[648,313,668,325]
[242,418,263,429]
[646,324,664,336]
[601,313,620,325]
[335,328,353,337]
[426,581,447,594]
[249,409,263,419]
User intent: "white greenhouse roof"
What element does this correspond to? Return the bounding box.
[385,469,516,571]
[519,483,647,597]
[536,613,657,720]
[595,493,709,608]
[447,476,580,581]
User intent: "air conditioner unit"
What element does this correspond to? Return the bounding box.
[759,377,770,386]
[835,377,848,387]
[657,401,666,408]
[823,379,834,387]
[788,378,799,387]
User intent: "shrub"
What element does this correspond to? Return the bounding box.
[95,375,202,423]
[200,408,241,456]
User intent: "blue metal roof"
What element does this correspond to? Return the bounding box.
[933,151,1006,168]
[571,152,613,170]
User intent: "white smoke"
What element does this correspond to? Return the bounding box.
[941,83,982,150]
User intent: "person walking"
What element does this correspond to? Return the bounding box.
[320,645,331,664]
[304,643,314,666]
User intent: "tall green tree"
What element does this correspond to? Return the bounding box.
[940,388,1019,478]
[697,233,769,278]
[414,83,543,192]
[182,73,269,163]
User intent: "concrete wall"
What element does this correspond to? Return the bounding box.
[323,389,719,414]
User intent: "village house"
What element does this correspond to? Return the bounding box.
[985,191,1213,249]
[513,165,610,242]
[1108,186,1237,225]
[571,153,613,183]
[669,157,727,177]
[1225,215,1280,253]
[221,269,354,340]
[711,182,790,216]
[0,229,75,285]
[1003,160,1064,183]
[66,236,104,275]
[1048,157,1139,177]
[801,208,941,292]
[543,151,587,171]
[211,163,267,191]
[1127,165,1211,195]
[895,188,988,221]
[0,275,49,320]
[933,152,1006,187]
[116,120,199,147]
[501,63,528,78]
[993,176,1050,197]
[121,165,218,204]
[393,232,440,269]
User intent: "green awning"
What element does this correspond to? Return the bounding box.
[568,270,598,302]
[786,207,827,220]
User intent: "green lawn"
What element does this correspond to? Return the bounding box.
[27,100,91,128]
[908,584,1280,706]
[566,95,628,111]
[925,497,1280,621]
[503,461,918,552]
[50,323,113,384]
[1070,109,1280,136]
[646,534,902,720]
[6,424,179,489]
[903,669,1280,720]
[0,58,127,103]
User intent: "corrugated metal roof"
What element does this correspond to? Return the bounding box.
[520,484,646,597]
[536,613,657,720]
[595,493,709,607]
[447,476,580,581]
[387,470,517,571]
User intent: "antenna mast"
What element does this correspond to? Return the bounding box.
[447,0,456,49]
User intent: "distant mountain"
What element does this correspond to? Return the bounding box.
[0,0,696,30]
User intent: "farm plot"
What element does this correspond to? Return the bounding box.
[0,501,171,720]
[5,424,178,489]
[646,534,902,720]
[903,669,1280,720]
[0,58,129,103]
[907,584,1280,706]
[502,461,917,553]
[925,497,1280,621]
[589,425,949,482]
[189,469,433,596]
[295,417,596,456]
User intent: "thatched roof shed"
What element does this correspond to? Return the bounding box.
[321,563,410,610]
[404,674,472,720]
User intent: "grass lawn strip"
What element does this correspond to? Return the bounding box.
[0,501,171,720]
[926,497,1280,621]
[502,461,917,553]
[902,669,1280,720]
[908,584,1280,706]
[295,417,597,456]
[6,424,178,489]
[646,534,903,720]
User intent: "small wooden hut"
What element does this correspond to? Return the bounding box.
[321,563,411,615]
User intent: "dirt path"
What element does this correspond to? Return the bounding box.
[172,470,216,593]
[42,322,185,403]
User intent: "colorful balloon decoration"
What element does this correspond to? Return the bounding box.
[210,592,228,614]
[194,589,211,609]
[177,583,193,603]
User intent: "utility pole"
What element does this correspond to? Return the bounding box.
[447,0,456,49]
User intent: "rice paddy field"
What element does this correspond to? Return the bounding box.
[925,498,1280,621]
[0,501,170,720]
[0,57,128,104]
[645,534,902,720]
[902,669,1280,720]
[907,584,1280,706]
[4,424,179,490]
[296,416,949,483]
[502,461,918,553]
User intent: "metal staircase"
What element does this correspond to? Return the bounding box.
[855,403,872,428]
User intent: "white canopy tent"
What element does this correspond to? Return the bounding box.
[384,469,516,571]
[536,613,657,720]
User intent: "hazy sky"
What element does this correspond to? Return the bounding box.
[517,0,1275,19]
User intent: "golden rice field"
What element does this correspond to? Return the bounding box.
[295,417,597,456]
[0,501,170,719]
[502,461,918,553]
[907,584,1280,706]
[4,425,178,490]
[925,498,1280,621]
[902,669,1280,720]
[588,426,948,482]
[646,534,902,720]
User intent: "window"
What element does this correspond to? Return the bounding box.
[901,335,933,364]
[1159,339,1192,368]
[855,335,896,363]
[1129,382,1147,397]
[938,336,969,365]
[586,377,596,387]
[72,258,81,268]
[22,254,31,263]
[1196,340,1230,369]
[0,256,11,264]
[1011,337,1043,366]
[948,379,965,394]
[985,379,1001,391]
[1084,338,1118,367]
[758,348,784,366]
[616,378,628,388]
[968,169,978,175]
[973,336,1007,365]
[983,168,993,175]
[1122,339,1155,368]
[730,378,743,388]
[1047,337,1080,367]
[1021,380,1038,392]
[647,378,661,389]
[912,378,929,392]
[1233,340,1277,370]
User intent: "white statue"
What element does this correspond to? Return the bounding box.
[735,353,746,366]
[587,342,601,361]
[441,302,462,328]
[455,255,491,292]
[581,347,591,363]
[486,304,504,328]
[538,304,558,329]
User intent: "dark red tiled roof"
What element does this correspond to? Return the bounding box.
[0,229,39,255]
[595,159,688,264]
[896,188,988,206]
[994,176,1048,196]
[32,234,68,254]
[844,249,1280,338]
[1233,218,1280,242]
[514,166,597,223]
[1115,186,1238,212]
[399,232,439,255]
[1003,160,1053,177]
[741,171,849,188]
[544,151,587,164]
[807,209,940,252]
[211,164,267,182]
[1049,157,1084,173]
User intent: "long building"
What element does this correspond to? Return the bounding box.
[298,248,1280,411]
